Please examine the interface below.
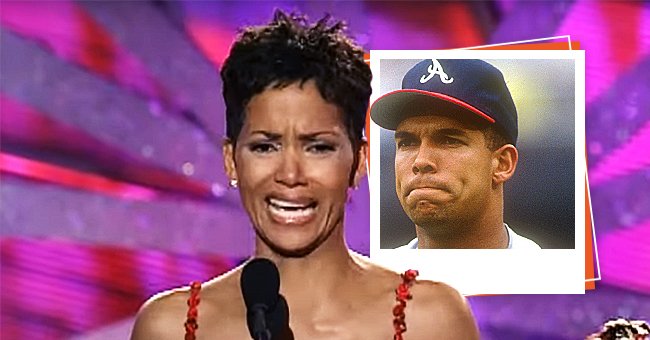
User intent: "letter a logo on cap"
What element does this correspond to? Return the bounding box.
[420,59,454,84]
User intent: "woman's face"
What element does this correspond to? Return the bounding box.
[223,80,366,257]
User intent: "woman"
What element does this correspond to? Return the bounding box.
[131,10,478,340]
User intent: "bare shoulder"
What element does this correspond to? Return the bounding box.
[130,267,243,340]
[349,253,478,338]
[350,251,401,282]
[130,286,192,340]
[408,280,479,340]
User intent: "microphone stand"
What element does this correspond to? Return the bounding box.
[254,331,271,340]
[251,305,272,340]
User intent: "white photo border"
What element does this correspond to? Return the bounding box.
[368,50,586,295]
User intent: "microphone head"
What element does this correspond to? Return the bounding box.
[240,258,280,310]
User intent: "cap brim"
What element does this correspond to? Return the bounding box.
[369,89,496,130]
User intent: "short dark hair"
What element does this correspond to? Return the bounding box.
[482,125,510,151]
[220,9,372,149]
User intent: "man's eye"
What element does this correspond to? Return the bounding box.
[440,137,462,145]
[397,139,416,148]
[249,143,278,153]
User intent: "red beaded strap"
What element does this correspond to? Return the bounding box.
[184,281,201,340]
[393,269,419,340]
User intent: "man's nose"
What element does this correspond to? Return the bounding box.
[412,142,438,175]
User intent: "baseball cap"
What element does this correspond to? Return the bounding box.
[369,59,518,145]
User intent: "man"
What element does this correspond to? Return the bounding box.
[370,59,541,249]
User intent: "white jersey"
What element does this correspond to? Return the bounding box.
[396,224,542,249]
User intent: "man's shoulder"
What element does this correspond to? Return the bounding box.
[395,237,418,249]
[506,225,542,249]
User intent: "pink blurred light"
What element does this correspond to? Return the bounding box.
[367,2,486,49]
[1,1,82,60]
[599,218,650,294]
[0,1,179,111]
[589,121,650,185]
[0,238,234,338]
[0,153,159,201]
[1,94,219,200]
[184,17,235,68]
[555,1,650,104]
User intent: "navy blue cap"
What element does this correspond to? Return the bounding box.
[370,59,518,145]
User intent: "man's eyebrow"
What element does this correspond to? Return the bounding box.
[435,128,470,137]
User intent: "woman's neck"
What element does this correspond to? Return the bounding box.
[253,227,360,301]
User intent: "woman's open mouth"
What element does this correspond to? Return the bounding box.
[266,197,317,225]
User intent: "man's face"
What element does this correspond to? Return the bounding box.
[394,115,495,230]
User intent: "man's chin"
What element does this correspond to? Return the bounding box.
[407,204,444,217]
[406,207,450,227]
[411,216,448,228]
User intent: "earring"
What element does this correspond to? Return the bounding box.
[229,179,238,188]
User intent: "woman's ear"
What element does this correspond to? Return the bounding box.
[492,144,518,186]
[223,139,238,184]
[351,140,368,189]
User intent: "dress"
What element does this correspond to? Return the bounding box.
[396,223,542,249]
[184,270,419,340]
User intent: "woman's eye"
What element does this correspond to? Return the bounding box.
[249,143,278,153]
[307,143,336,154]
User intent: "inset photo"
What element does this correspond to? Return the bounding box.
[368,50,586,295]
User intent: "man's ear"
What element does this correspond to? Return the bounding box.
[350,140,368,188]
[492,144,518,186]
[222,139,237,183]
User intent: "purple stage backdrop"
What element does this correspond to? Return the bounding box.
[1,1,649,339]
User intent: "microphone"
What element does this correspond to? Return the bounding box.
[241,258,289,340]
